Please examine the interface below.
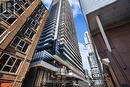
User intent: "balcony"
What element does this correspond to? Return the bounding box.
[32,50,54,62]
[30,60,58,72]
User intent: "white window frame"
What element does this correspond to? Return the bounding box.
[10,36,29,53]
[17,40,26,51]
[24,28,32,37]
[1,10,15,21]
[28,18,37,28]
[0,53,22,74]
[21,0,30,7]
[14,3,23,14]
[20,26,35,39]
[31,20,37,28]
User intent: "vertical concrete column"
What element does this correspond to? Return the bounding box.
[95,15,120,86]
[34,68,44,87]
[95,15,130,86]
[30,67,39,87]
[95,16,112,52]
[42,71,47,87]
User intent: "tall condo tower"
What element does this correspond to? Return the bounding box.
[22,0,86,87]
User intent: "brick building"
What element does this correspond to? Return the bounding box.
[0,0,48,87]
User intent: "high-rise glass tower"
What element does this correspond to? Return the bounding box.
[23,0,86,87]
[37,0,83,73]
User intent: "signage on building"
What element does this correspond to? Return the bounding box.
[92,74,100,80]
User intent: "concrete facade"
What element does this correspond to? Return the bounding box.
[79,0,130,87]
[84,32,104,87]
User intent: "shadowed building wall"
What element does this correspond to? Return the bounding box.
[79,0,130,86]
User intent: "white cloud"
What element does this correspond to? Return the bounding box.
[68,0,81,17]
[78,42,90,69]
[42,0,81,17]
[41,0,52,9]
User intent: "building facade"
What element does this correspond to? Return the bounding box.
[80,0,130,87]
[84,32,104,86]
[22,0,86,87]
[0,0,48,87]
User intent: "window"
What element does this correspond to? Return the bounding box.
[37,11,44,21]
[0,54,22,73]
[0,27,5,36]
[32,12,37,19]
[29,32,35,39]
[28,18,38,29]
[0,0,14,13]
[17,40,25,51]
[21,0,30,8]
[11,59,21,73]
[0,10,17,24]
[0,2,5,13]
[16,40,29,52]
[25,29,31,37]
[36,8,45,21]
[11,36,29,53]
[22,43,29,52]
[14,3,24,15]
[20,26,27,34]
[37,15,42,21]
[11,37,20,47]
[31,20,36,27]
[0,54,9,70]
[20,26,35,39]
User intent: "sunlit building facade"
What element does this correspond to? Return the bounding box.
[84,32,104,86]
[0,0,48,87]
[22,0,86,87]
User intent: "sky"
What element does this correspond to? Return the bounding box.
[42,0,90,69]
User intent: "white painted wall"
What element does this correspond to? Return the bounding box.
[80,0,117,14]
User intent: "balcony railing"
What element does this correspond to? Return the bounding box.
[32,50,53,62]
